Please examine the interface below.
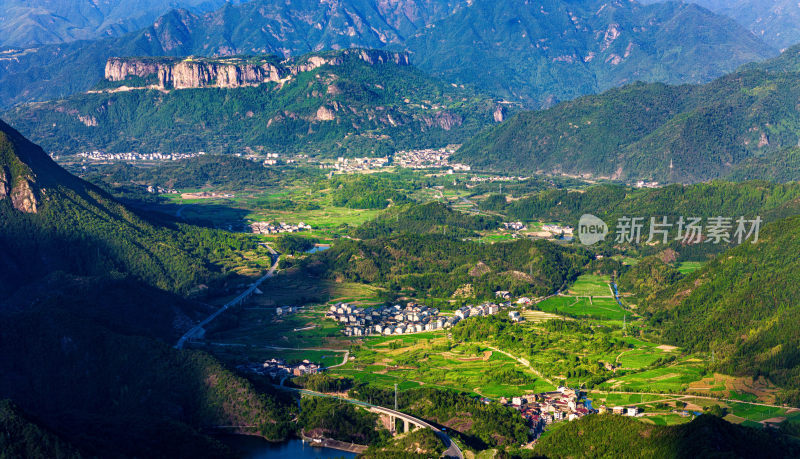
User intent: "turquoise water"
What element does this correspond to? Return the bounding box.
[220,436,357,459]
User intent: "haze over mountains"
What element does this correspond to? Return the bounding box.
[0,0,778,110]
[0,0,246,47]
[641,0,800,50]
[455,45,800,183]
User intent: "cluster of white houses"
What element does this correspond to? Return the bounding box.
[239,358,321,379]
[249,221,312,234]
[329,301,518,337]
[507,387,592,434]
[76,150,205,162]
[320,156,390,172]
[504,387,648,437]
[503,221,528,231]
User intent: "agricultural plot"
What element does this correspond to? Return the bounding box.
[677,261,704,274]
[598,360,707,392]
[206,305,348,348]
[208,345,345,368]
[589,392,676,407]
[333,336,556,398]
[640,414,693,426]
[616,345,679,369]
[567,274,613,296]
[537,296,627,320]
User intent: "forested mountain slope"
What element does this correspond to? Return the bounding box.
[641,0,800,50]
[642,214,800,404]
[405,0,774,108]
[4,50,499,157]
[0,0,775,109]
[0,118,263,298]
[0,0,244,48]
[533,414,800,458]
[0,120,297,456]
[456,45,800,182]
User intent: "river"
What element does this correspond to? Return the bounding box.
[219,436,357,459]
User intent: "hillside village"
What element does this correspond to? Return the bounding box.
[327,301,519,337]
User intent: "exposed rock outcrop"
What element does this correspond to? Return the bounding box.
[10,178,37,213]
[104,49,411,91]
[493,105,506,123]
[0,167,8,199]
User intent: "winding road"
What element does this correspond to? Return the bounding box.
[175,255,280,349]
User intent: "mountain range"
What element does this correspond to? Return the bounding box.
[455,44,800,183]
[3,49,500,157]
[0,0,777,110]
[640,0,800,51]
[0,0,246,48]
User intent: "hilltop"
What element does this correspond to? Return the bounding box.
[4,49,500,157]
[0,0,776,109]
[455,45,800,183]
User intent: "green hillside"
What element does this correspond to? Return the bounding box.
[286,235,590,300]
[0,119,298,455]
[0,400,82,459]
[643,214,800,403]
[0,118,268,298]
[4,50,498,158]
[407,0,774,108]
[483,181,800,229]
[456,45,800,183]
[533,414,800,458]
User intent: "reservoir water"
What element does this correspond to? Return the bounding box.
[220,436,357,459]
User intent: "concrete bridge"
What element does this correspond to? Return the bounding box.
[279,387,463,458]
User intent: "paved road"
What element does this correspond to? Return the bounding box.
[175,256,280,349]
[277,386,463,458]
[589,389,794,410]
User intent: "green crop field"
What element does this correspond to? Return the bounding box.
[537,296,627,320]
[589,392,676,407]
[678,261,705,274]
[617,346,678,369]
[640,414,693,426]
[333,336,556,398]
[599,360,707,392]
[567,274,612,296]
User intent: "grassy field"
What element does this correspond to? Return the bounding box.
[537,296,627,320]
[207,345,345,368]
[677,261,704,274]
[332,333,556,398]
[205,304,350,348]
[616,345,679,369]
[253,269,387,307]
[598,359,708,392]
[566,274,612,296]
[640,414,693,426]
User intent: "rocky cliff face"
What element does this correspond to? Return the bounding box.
[104,49,411,90]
